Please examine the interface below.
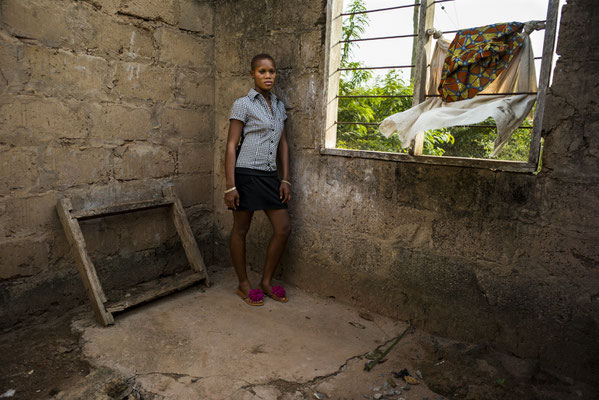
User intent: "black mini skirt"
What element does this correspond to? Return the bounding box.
[233,167,288,211]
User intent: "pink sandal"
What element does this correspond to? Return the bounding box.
[236,288,264,306]
[263,285,288,303]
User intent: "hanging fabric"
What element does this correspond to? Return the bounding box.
[380,22,538,157]
[440,22,525,102]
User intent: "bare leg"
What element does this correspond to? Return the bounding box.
[230,210,254,295]
[260,209,291,291]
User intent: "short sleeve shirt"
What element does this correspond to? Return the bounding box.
[229,88,287,172]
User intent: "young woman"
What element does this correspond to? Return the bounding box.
[224,54,291,306]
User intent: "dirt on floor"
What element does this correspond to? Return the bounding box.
[0,293,596,400]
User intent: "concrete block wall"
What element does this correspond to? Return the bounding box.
[212,0,599,383]
[0,0,215,325]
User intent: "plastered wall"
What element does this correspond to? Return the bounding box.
[0,0,215,325]
[212,0,598,382]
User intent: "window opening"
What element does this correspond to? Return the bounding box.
[324,0,562,171]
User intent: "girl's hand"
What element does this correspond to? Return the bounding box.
[279,182,291,204]
[224,189,239,210]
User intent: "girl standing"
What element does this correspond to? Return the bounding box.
[224,54,291,306]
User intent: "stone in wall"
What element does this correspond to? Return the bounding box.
[0,97,90,144]
[0,192,61,239]
[178,0,214,35]
[178,143,213,174]
[86,15,156,61]
[0,148,40,195]
[0,38,27,95]
[114,143,176,180]
[24,46,110,101]
[110,62,175,102]
[161,106,213,140]
[155,28,214,71]
[118,0,178,25]
[174,70,215,107]
[1,0,75,49]
[0,237,49,280]
[89,104,153,143]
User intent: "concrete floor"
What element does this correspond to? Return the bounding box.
[61,268,442,399]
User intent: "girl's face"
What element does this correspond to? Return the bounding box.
[251,59,276,92]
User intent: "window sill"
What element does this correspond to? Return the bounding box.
[320,147,539,173]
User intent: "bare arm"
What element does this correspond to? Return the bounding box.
[278,126,291,203]
[224,119,244,209]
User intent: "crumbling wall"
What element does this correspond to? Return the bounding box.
[0,0,215,326]
[213,0,599,382]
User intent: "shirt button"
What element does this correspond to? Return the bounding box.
[270,140,273,143]
[269,152,272,155]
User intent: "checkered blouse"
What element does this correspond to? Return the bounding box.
[229,88,287,172]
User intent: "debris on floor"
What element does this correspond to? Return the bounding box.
[0,389,16,398]
[365,325,412,371]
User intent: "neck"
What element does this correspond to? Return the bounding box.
[255,86,271,98]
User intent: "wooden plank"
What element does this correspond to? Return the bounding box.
[72,198,175,220]
[528,0,560,166]
[324,0,344,149]
[411,0,429,107]
[105,270,205,313]
[56,198,114,326]
[411,0,435,155]
[321,147,537,173]
[163,187,211,287]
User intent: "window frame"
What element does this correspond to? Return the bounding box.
[322,0,561,173]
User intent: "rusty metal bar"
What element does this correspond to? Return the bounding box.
[338,95,413,98]
[339,65,415,71]
[340,33,418,43]
[336,121,533,129]
[425,92,538,97]
[341,3,419,16]
[341,0,453,16]
[441,21,546,36]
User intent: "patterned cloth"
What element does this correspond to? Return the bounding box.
[439,22,524,102]
[230,88,287,171]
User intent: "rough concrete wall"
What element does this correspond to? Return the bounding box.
[213,0,599,382]
[0,0,215,326]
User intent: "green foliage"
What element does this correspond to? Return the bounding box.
[438,118,532,161]
[337,0,454,155]
[337,70,412,153]
[341,0,369,64]
[336,0,534,161]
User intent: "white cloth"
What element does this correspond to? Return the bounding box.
[380,31,537,156]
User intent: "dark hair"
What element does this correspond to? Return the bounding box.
[251,54,276,71]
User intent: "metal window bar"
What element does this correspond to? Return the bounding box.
[339,64,415,71]
[341,3,419,16]
[338,92,538,98]
[440,21,546,36]
[341,33,418,43]
[338,95,413,98]
[336,121,533,129]
[425,92,538,96]
[341,0,454,16]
